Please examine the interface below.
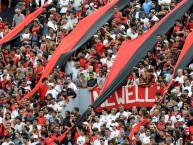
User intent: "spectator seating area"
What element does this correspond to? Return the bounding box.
[0,0,193,145]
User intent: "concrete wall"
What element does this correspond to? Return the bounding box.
[61,89,92,117]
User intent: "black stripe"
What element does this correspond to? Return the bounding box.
[72,0,193,130]
[2,9,47,47]
[54,0,130,68]
[62,0,193,141]
[58,0,131,140]
[174,44,193,76]
[90,0,193,110]
[24,0,130,99]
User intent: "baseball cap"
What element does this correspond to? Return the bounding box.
[33,134,38,139]
[47,83,54,86]
[176,115,181,119]
[50,7,56,11]
[178,118,185,122]
[82,122,88,125]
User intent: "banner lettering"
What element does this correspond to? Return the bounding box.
[91,84,157,111]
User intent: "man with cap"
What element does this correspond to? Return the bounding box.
[110,123,120,138]
[132,5,143,19]
[46,82,58,100]
[85,3,95,16]
[63,81,77,98]
[31,134,39,145]
[50,7,60,21]
[12,9,25,27]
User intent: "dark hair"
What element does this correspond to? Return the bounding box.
[89,72,94,75]
[37,59,42,63]
[4,135,10,139]
[101,108,107,112]
[74,107,79,112]
[53,140,60,144]
[23,136,29,140]
[42,77,48,83]
[16,116,22,122]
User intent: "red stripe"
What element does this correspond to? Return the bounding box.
[101,0,187,93]
[0,2,48,44]
[21,0,119,101]
[128,20,193,142]
[173,32,193,72]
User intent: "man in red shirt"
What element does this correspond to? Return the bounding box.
[36,110,46,126]
[10,50,19,65]
[44,130,57,145]
[38,77,48,101]
[94,38,105,56]
[1,74,12,91]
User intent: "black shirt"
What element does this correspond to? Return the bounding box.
[62,138,74,145]
[87,78,97,87]
[187,119,193,127]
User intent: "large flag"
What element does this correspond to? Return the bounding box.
[173,32,193,75]
[0,2,48,46]
[21,0,130,101]
[129,31,193,141]
[72,0,193,131]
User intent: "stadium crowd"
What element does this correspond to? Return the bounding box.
[0,0,193,145]
[0,0,47,38]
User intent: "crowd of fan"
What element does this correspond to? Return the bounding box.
[0,0,46,38]
[60,1,193,145]
[0,0,193,145]
[0,0,108,144]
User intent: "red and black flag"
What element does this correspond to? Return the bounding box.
[21,0,130,101]
[73,0,193,129]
